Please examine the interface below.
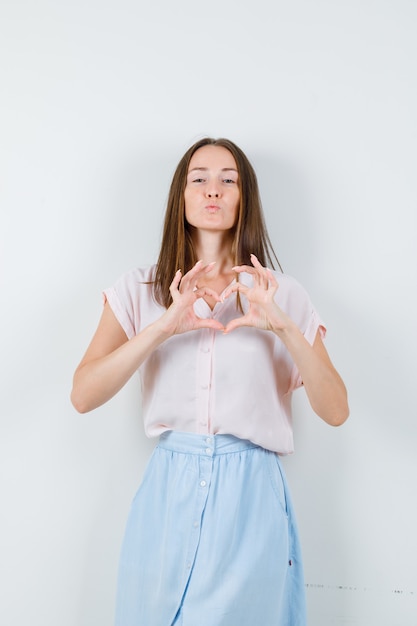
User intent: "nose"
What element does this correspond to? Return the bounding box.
[206,183,220,198]
[205,177,221,198]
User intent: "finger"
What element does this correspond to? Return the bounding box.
[232,264,255,274]
[194,285,223,302]
[249,254,270,288]
[266,268,279,289]
[223,282,249,299]
[201,261,217,274]
[179,261,204,292]
[230,265,266,289]
[250,253,262,268]
[191,260,216,277]
[223,316,249,334]
[169,269,182,297]
[181,261,216,290]
[248,255,278,291]
[232,262,266,285]
[195,319,225,332]
[179,260,203,289]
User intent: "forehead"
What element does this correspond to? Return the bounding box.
[188,145,237,171]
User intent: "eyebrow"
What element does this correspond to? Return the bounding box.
[188,167,238,173]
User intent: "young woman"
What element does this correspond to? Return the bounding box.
[71,137,349,626]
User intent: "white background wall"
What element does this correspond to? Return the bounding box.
[1,1,416,624]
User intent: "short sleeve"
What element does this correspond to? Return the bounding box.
[275,274,326,393]
[102,269,146,340]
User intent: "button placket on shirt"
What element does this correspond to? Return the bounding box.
[196,330,215,432]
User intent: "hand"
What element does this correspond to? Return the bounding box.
[159,261,225,335]
[223,254,291,334]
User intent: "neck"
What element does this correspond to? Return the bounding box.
[191,229,234,275]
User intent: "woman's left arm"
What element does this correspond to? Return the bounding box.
[275,324,349,426]
[224,255,349,426]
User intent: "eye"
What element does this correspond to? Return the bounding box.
[223,178,236,184]
[192,177,205,183]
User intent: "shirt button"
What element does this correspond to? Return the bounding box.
[200,480,207,487]
[205,448,213,455]
[201,384,209,390]
[193,521,199,528]
[205,437,212,445]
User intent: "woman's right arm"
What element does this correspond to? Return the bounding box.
[71,262,225,413]
[70,301,172,413]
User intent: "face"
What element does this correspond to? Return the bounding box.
[184,145,240,233]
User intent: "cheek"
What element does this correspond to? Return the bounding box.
[183,189,191,211]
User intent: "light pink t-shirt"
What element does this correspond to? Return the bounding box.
[103,266,325,454]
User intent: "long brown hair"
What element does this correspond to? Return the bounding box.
[153,137,282,308]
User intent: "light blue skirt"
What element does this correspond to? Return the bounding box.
[115,431,306,626]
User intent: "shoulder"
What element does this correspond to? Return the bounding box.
[270,271,316,318]
[104,265,157,310]
[111,265,156,291]
[242,270,312,303]
[273,271,309,297]
[270,271,300,287]
[103,265,160,337]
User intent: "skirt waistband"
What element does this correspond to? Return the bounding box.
[157,430,260,456]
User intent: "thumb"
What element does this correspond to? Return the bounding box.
[223,317,247,334]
